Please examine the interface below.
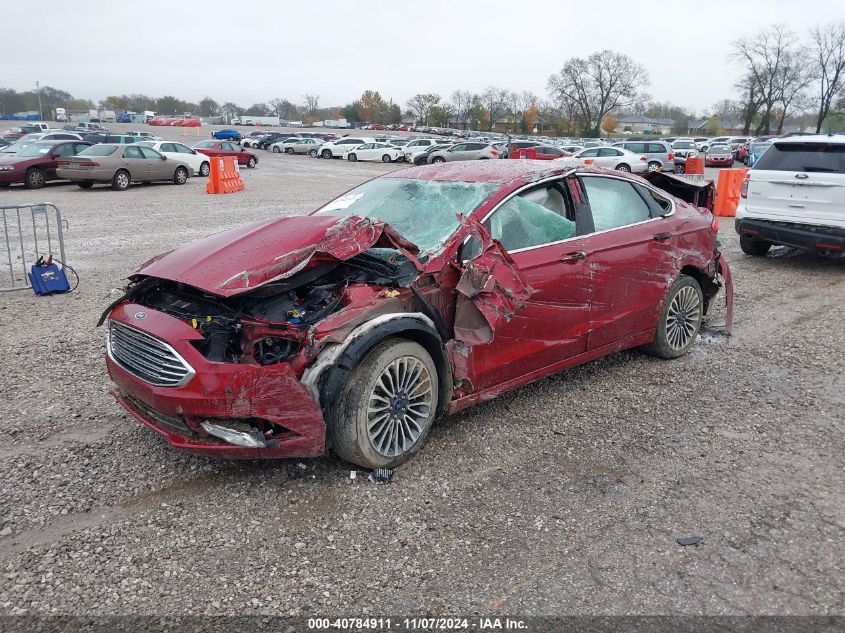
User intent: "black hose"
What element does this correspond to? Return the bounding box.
[49,257,80,293]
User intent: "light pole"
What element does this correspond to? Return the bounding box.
[36,81,43,121]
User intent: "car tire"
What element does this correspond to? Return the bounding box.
[675,163,686,174]
[382,154,391,162]
[615,163,631,172]
[111,170,131,191]
[347,153,357,162]
[199,162,210,177]
[641,275,703,360]
[173,166,189,185]
[321,149,333,159]
[431,156,445,163]
[285,147,294,154]
[77,182,94,189]
[247,156,257,168]
[25,168,46,190]
[647,161,661,172]
[309,149,318,157]
[272,146,281,153]
[330,338,438,469]
[739,234,772,257]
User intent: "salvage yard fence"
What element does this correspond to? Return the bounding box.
[0,203,68,292]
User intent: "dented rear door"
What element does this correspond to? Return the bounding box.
[578,175,676,350]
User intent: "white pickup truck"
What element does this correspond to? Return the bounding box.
[736,134,845,257]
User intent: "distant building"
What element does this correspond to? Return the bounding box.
[614,115,674,135]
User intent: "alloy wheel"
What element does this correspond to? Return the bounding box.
[366,356,434,457]
[666,286,702,351]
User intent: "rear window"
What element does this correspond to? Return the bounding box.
[754,142,845,173]
[80,145,118,156]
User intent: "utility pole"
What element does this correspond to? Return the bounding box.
[36,81,44,121]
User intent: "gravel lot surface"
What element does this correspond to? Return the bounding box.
[0,123,842,617]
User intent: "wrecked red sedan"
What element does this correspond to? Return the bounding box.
[102,161,733,468]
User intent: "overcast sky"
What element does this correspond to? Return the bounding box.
[4,0,844,113]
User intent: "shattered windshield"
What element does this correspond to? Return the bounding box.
[315,177,498,254]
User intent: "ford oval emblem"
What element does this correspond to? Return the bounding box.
[134,311,147,320]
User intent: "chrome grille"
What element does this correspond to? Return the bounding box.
[108,321,194,387]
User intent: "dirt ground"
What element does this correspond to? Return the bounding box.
[0,123,842,617]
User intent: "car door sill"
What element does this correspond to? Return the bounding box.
[448,328,655,414]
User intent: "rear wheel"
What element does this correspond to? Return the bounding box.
[285,147,294,154]
[382,154,392,162]
[641,275,703,359]
[247,156,257,168]
[173,166,189,185]
[272,146,281,153]
[25,168,46,189]
[676,163,686,174]
[615,163,631,172]
[199,162,210,177]
[330,339,438,469]
[647,161,661,172]
[740,234,772,257]
[111,170,130,191]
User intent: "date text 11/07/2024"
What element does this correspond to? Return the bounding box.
[307,617,528,630]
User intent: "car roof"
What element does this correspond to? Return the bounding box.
[386,159,579,185]
[774,133,845,144]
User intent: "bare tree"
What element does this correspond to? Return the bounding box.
[733,25,797,135]
[303,94,320,116]
[406,93,441,125]
[547,50,649,136]
[774,47,814,133]
[480,86,512,131]
[449,90,473,128]
[735,73,762,135]
[810,22,845,132]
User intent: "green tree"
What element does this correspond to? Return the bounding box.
[198,97,221,117]
[341,102,361,124]
[706,115,723,135]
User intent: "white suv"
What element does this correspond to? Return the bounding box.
[736,134,845,256]
[316,137,375,159]
[402,138,439,162]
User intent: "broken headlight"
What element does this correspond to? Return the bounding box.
[254,336,300,365]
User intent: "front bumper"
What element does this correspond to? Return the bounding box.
[106,303,326,459]
[735,218,845,255]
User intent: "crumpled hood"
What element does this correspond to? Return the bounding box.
[133,214,421,297]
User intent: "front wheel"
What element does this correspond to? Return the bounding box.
[615,163,631,172]
[173,166,189,185]
[77,182,94,189]
[330,339,438,469]
[347,153,357,162]
[246,156,257,168]
[309,149,318,157]
[321,149,333,159]
[25,168,46,189]
[740,234,772,257]
[431,156,446,163]
[272,146,281,153]
[641,275,703,359]
[199,162,210,177]
[675,163,686,174]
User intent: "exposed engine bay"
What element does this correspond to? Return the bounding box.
[103,248,420,365]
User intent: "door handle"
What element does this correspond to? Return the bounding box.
[561,251,587,263]
[652,232,673,241]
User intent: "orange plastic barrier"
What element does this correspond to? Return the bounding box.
[714,167,749,217]
[685,156,704,174]
[206,156,244,194]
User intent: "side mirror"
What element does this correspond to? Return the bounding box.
[458,235,482,262]
[161,155,167,160]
